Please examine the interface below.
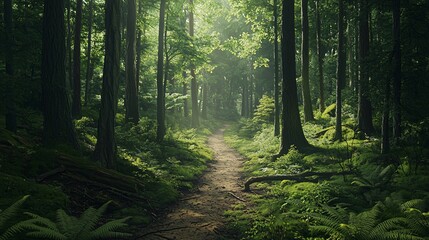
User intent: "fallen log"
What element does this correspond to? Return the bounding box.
[243,171,354,192]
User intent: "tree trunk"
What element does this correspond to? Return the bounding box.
[125,0,139,123]
[357,0,374,135]
[156,0,166,141]
[278,0,309,155]
[392,0,401,142]
[183,80,189,117]
[66,0,72,92]
[41,0,79,149]
[301,0,314,122]
[84,0,94,105]
[315,0,325,113]
[190,0,199,128]
[71,0,83,118]
[93,0,121,168]
[136,0,142,95]
[273,0,280,136]
[335,0,346,141]
[4,0,17,133]
[202,83,208,119]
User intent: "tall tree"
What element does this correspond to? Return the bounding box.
[66,0,72,91]
[301,0,314,122]
[189,0,199,128]
[201,83,208,119]
[4,0,17,132]
[156,0,166,141]
[125,0,139,123]
[278,0,309,155]
[335,0,346,141]
[84,0,94,105]
[392,0,401,142]
[72,0,83,118]
[136,0,142,94]
[315,0,325,113]
[357,0,374,135]
[183,81,189,117]
[93,0,121,168]
[41,0,79,148]
[273,0,280,136]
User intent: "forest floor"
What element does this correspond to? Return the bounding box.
[136,127,248,240]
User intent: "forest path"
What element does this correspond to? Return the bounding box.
[136,127,247,240]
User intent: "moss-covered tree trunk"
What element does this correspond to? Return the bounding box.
[41,0,79,149]
[273,0,280,136]
[357,0,374,135]
[392,0,401,142]
[125,0,139,124]
[335,0,346,141]
[84,0,94,105]
[4,0,17,133]
[301,0,314,122]
[93,0,121,168]
[315,0,325,113]
[156,0,166,141]
[190,0,199,128]
[278,0,309,155]
[71,0,83,118]
[136,0,142,94]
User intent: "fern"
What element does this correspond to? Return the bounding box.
[0,195,29,240]
[17,201,131,240]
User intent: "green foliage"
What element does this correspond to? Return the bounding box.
[9,201,131,240]
[252,95,274,125]
[0,195,29,240]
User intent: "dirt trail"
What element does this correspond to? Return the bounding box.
[136,127,247,240]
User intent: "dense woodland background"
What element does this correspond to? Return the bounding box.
[0,0,429,239]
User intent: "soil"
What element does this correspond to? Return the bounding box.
[136,127,248,240]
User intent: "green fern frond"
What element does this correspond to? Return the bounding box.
[401,199,426,212]
[77,201,112,237]
[0,195,29,228]
[56,209,75,234]
[378,165,396,180]
[26,228,67,240]
[88,217,132,239]
[24,212,58,231]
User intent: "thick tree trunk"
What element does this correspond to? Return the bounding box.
[301,0,314,122]
[136,0,142,95]
[66,0,72,92]
[41,0,79,149]
[4,0,17,133]
[190,0,199,128]
[241,80,248,117]
[273,0,280,136]
[357,0,374,135]
[315,0,325,113]
[392,0,401,142]
[278,0,309,155]
[93,0,121,168]
[72,0,83,118]
[125,0,139,123]
[335,0,346,141]
[156,0,166,141]
[84,0,94,105]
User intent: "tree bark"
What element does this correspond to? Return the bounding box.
[93,0,121,168]
[84,0,94,105]
[301,0,314,122]
[190,0,199,128]
[72,0,83,118]
[4,0,17,133]
[202,83,208,119]
[136,0,142,95]
[183,81,189,117]
[125,0,139,123]
[357,0,374,135]
[335,0,346,141]
[392,0,401,142]
[66,0,72,92]
[41,0,79,149]
[278,0,309,155]
[273,0,280,136]
[156,0,166,141]
[316,0,325,113]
